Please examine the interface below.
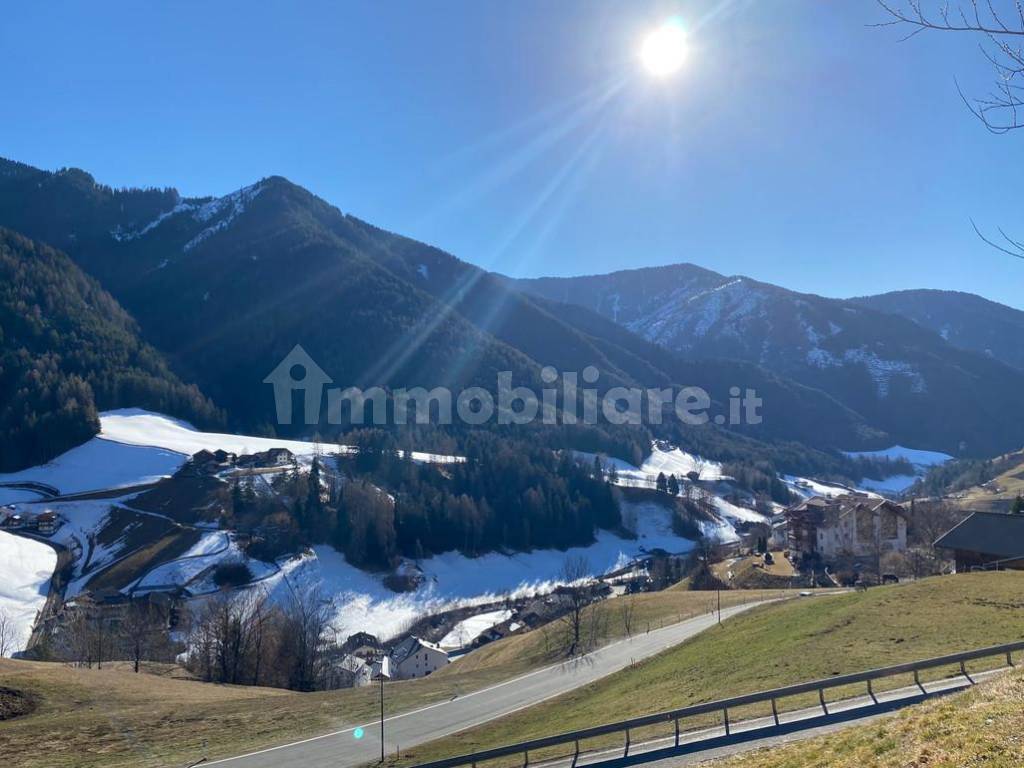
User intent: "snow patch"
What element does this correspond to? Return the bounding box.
[439,609,512,649]
[259,497,696,642]
[183,182,264,251]
[0,531,56,656]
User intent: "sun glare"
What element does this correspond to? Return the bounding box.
[640,21,688,78]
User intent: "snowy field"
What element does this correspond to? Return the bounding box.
[0,409,463,498]
[439,609,513,649]
[254,496,698,642]
[782,475,874,501]
[844,445,953,494]
[0,531,57,656]
[101,409,463,466]
[131,531,278,596]
[0,437,186,497]
[576,445,723,488]
[0,489,47,506]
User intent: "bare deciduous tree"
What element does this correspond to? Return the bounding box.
[559,555,592,657]
[279,585,335,691]
[118,601,170,673]
[618,595,637,638]
[0,607,14,658]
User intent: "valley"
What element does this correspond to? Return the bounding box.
[4,6,1024,766]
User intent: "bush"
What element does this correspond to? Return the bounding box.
[212,561,253,589]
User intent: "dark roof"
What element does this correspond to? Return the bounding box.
[934,512,1024,559]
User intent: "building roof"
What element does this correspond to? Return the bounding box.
[391,635,448,664]
[335,654,369,674]
[787,495,906,524]
[934,511,1024,559]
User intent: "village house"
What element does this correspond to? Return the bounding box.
[934,511,1024,572]
[325,654,373,689]
[341,631,383,660]
[785,494,908,563]
[35,511,61,535]
[389,636,449,679]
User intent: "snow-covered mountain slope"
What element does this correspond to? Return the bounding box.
[0,531,56,655]
[0,409,462,497]
[854,289,1024,372]
[517,264,1024,457]
[253,494,699,642]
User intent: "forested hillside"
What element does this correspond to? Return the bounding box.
[0,228,220,471]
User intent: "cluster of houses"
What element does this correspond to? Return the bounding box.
[327,631,451,689]
[772,490,1024,576]
[325,586,617,689]
[0,506,62,535]
[183,447,296,476]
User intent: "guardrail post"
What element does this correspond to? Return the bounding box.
[571,740,580,768]
[523,750,529,768]
[674,718,680,747]
[867,678,877,704]
[770,697,780,726]
[818,687,829,715]
[913,670,926,694]
[722,708,730,736]
[1008,651,1015,667]
[960,660,974,684]
[624,729,630,757]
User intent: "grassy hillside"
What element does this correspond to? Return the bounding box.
[709,666,1024,768]
[395,572,1024,767]
[0,589,770,768]
[956,449,1024,512]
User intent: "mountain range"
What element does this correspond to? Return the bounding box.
[0,156,1021,472]
[516,266,1024,458]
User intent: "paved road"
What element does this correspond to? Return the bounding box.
[208,601,774,768]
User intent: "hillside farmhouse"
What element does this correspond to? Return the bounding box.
[786,495,907,562]
[390,636,449,679]
[934,511,1024,572]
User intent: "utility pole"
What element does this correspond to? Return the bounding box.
[717,588,721,625]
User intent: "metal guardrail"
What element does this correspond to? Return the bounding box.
[412,640,1024,768]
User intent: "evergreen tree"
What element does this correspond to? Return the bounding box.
[656,472,668,493]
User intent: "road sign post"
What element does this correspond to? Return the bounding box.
[372,656,393,763]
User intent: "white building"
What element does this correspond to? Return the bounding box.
[390,636,449,679]
[787,495,908,561]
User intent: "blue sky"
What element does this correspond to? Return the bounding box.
[3,1,1022,308]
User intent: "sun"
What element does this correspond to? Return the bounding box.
[640,21,688,78]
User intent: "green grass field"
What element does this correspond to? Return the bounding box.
[394,572,1024,768]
